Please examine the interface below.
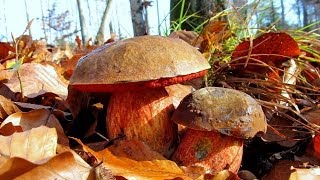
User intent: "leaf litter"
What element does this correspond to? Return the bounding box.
[0,17,319,179]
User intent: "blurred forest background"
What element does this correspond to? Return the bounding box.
[0,0,319,46]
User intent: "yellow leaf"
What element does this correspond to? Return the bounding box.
[0,152,93,180]
[0,95,21,121]
[72,138,191,180]
[0,108,69,145]
[0,126,57,164]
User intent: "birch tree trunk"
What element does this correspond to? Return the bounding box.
[130,0,146,36]
[76,0,88,45]
[95,0,113,45]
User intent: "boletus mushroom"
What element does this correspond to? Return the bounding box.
[171,87,267,173]
[69,35,210,157]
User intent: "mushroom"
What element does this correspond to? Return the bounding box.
[69,35,210,157]
[171,87,267,173]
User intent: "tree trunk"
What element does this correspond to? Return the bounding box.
[95,0,113,45]
[130,0,146,36]
[270,0,276,24]
[40,0,48,41]
[170,0,217,32]
[302,0,308,28]
[296,0,301,27]
[280,0,285,27]
[76,0,88,45]
[24,0,32,36]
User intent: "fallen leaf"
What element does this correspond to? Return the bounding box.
[108,140,166,161]
[289,167,320,180]
[202,170,240,180]
[0,42,14,60]
[199,21,231,53]
[0,126,57,164]
[165,84,193,109]
[61,53,84,79]
[0,95,21,121]
[0,64,14,81]
[97,148,190,180]
[262,160,320,180]
[0,83,19,101]
[231,32,300,71]
[4,62,68,98]
[0,108,69,145]
[0,122,23,136]
[31,40,52,62]
[73,138,191,180]
[0,157,38,179]
[0,151,93,180]
[303,108,320,126]
[262,115,301,147]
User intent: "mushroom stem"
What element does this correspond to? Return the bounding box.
[172,129,243,173]
[107,88,177,157]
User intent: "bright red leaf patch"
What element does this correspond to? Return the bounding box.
[231,32,301,70]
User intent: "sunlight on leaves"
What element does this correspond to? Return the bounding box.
[0,108,69,145]
[0,126,57,164]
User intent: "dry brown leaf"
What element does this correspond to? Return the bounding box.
[0,42,15,60]
[72,138,191,180]
[61,53,84,79]
[262,115,301,147]
[289,166,320,179]
[0,152,93,180]
[0,122,23,136]
[0,64,14,81]
[0,83,18,101]
[4,62,68,98]
[303,108,320,126]
[165,84,193,109]
[0,108,69,145]
[108,140,166,161]
[0,126,57,164]
[0,95,21,121]
[263,160,320,180]
[0,157,38,179]
[31,40,52,62]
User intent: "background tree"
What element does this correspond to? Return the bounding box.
[76,0,88,45]
[24,0,32,36]
[130,0,147,36]
[170,0,228,32]
[95,0,113,45]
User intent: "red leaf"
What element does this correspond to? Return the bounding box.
[0,42,15,60]
[231,32,300,71]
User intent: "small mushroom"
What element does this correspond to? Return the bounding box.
[69,35,210,157]
[171,87,267,173]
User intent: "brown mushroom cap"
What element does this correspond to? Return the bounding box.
[69,35,210,92]
[171,87,267,139]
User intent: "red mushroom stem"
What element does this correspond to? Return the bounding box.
[107,88,176,157]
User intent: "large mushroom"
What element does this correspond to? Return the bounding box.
[171,87,267,173]
[69,35,210,157]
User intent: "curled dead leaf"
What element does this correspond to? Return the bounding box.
[0,151,93,180]
[0,126,57,164]
[72,138,191,180]
[0,95,21,121]
[4,62,68,99]
[0,108,69,145]
[108,139,166,161]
